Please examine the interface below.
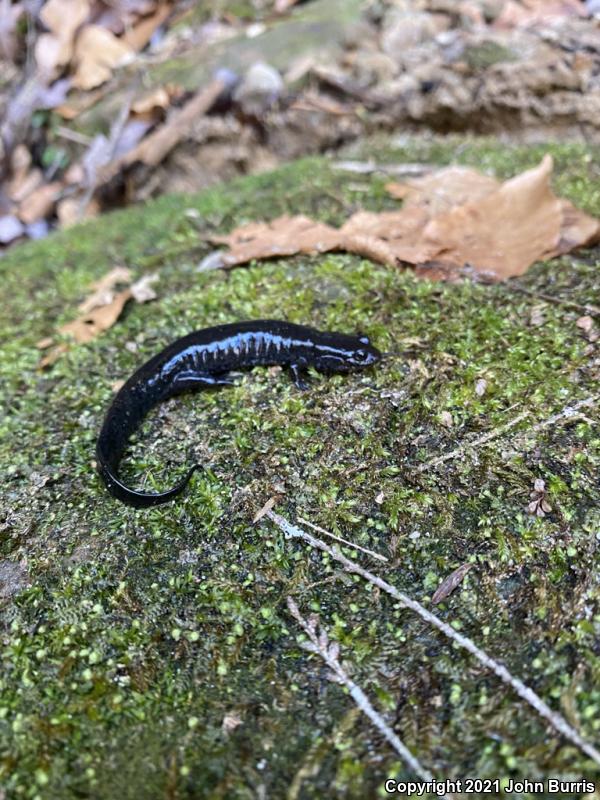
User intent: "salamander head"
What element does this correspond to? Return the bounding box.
[313,334,381,373]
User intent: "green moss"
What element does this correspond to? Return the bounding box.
[1,137,600,799]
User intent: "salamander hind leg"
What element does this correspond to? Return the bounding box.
[170,370,236,394]
[289,363,311,390]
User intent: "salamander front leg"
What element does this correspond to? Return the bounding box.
[289,363,310,390]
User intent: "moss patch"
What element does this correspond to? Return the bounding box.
[1,137,600,799]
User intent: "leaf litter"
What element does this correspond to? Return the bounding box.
[206,155,600,281]
[37,267,158,367]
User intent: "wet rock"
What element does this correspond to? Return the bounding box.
[0,559,29,599]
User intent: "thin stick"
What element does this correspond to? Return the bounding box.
[505,283,600,318]
[287,597,447,794]
[297,516,388,562]
[520,394,599,436]
[416,394,600,473]
[265,511,600,767]
[415,412,530,473]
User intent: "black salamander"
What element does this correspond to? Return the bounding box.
[96,320,381,508]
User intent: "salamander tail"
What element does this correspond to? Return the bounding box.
[97,461,201,508]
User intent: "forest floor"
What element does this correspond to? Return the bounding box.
[1,134,599,799]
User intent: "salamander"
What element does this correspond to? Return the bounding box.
[96,320,381,508]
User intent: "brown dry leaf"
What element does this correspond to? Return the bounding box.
[38,267,158,367]
[8,167,43,204]
[36,0,90,76]
[422,155,562,278]
[61,288,133,344]
[576,315,594,333]
[557,199,600,253]
[274,0,302,13]
[212,215,342,268]
[340,207,439,264]
[131,86,173,116]
[56,196,100,227]
[213,155,599,281]
[221,713,243,734]
[121,1,172,52]
[386,166,499,215]
[72,25,134,90]
[78,266,132,313]
[18,181,62,224]
[432,563,473,605]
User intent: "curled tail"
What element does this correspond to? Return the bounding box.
[96,456,201,508]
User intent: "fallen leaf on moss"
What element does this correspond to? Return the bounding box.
[432,563,473,605]
[386,166,499,215]
[37,266,157,367]
[78,266,132,313]
[130,273,159,303]
[211,155,600,281]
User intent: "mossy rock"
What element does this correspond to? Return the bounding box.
[1,137,600,799]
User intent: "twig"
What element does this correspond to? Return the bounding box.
[501,395,599,457]
[297,516,388,562]
[264,511,600,767]
[505,282,600,318]
[416,394,600,473]
[286,597,446,793]
[415,412,530,473]
[519,394,599,436]
[333,160,432,177]
[55,126,93,147]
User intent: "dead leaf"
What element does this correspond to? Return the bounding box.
[527,478,552,517]
[18,182,62,224]
[131,86,173,116]
[213,156,596,281]
[8,167,43,204]
[557,199,600,253]
[37,267,158,367]
[130,273,159,303]
[386,166,499,215]
[432,563,473,604]
[121,1,172,52]
[423,155,562,278]
[78,267,132,313]
[252,497,277,523]
[72,25,134,90]
[576,315,594,332]
[36,0,90,76]
[61,288,133,344]
[56,196,100,227]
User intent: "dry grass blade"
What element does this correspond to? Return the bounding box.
[264,511,600,767]
[286,597,446,792]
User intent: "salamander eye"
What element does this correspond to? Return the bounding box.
[355,348,368,361]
